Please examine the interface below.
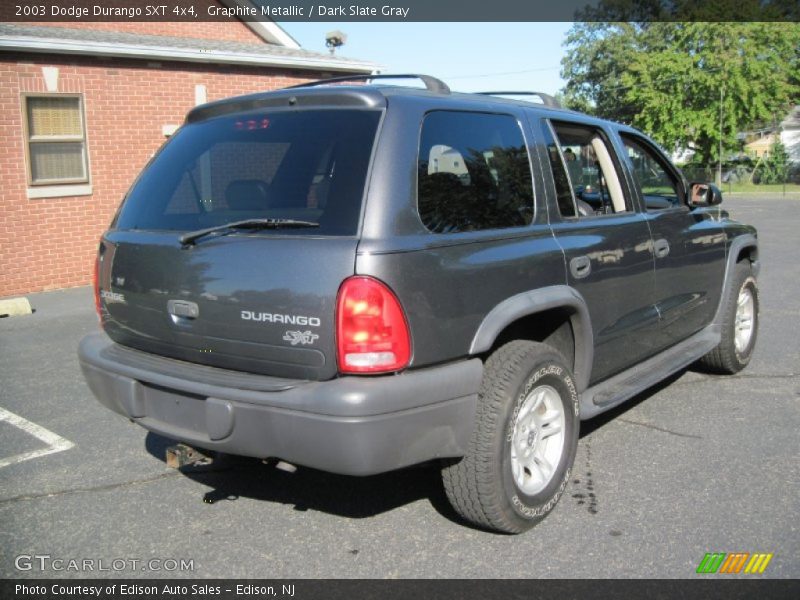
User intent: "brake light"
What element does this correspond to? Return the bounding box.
[235,117,270,130]
[93,254,101,320]
[336,276,411,374]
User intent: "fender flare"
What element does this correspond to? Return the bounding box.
[713,234,759,326]
[469,285,594,392]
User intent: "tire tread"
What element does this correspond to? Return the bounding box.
[442,340,565,533]
[698,262,757,374]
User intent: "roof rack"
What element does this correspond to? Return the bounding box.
[285,73,451,95]
[476,91,561,108]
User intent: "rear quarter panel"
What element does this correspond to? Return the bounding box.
[355,96,566,367]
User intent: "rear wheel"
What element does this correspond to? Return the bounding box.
[442,341,580,533]
[698,262,759,374]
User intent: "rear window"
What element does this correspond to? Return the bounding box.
[115,109,381,236]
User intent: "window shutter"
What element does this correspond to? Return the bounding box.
[25,95,88,185]
[29,142,86,182]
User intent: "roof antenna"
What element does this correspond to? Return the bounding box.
[325,30,347,55]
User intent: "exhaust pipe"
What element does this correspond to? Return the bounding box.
[166,443,213,468]
[274,460,297,473]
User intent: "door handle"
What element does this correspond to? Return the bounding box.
[570,255,591,279]
[654,238,670,258]
[167,299,199,325]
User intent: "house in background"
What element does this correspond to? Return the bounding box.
[743,133,778,159]
[742,105,800,162]
[0,2,377,297]
[779,105,800,164]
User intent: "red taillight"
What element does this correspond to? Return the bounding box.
[93,254,101,320]
[336,276,411,374]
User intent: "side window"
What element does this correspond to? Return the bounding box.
[541,121,577,218]
[418,111,533,233]
[549,121,631,216]
[621,134,683,210]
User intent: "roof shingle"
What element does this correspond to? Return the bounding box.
[0,23,377,72]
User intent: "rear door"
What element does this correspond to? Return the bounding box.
[538,118,658,384]
[616,132,725,351]
[98,107,383,380]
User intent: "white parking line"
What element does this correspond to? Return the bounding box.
[0,406,75,468]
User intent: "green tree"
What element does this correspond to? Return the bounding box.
[757,140,790,184]
[561,22,644,122]
[561,21,800,165]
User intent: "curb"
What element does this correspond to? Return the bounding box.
[0,297,33,318]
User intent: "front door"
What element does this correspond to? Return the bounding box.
[617,133,726,351]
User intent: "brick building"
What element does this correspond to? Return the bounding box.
[0,7,377,297]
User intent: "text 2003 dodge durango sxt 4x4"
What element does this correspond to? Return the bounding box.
[79,74,759,533]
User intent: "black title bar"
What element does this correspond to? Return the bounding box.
[2,0,799,22]
[2,579,800,600]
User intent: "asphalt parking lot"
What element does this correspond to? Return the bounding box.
[0,196,798,579]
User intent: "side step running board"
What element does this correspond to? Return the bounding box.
[579,326,720,420]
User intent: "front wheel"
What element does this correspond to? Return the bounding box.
[698,262,759,374]
[442,341,580,533]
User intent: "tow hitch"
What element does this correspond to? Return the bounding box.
[165,443,213,468]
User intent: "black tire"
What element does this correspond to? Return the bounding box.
[698,262,759,374]
[442,341,580,533]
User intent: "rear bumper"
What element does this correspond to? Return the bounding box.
[78,331,481,476]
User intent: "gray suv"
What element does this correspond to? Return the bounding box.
[79,74,759,533]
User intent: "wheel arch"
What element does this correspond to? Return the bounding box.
[469,285,593,392]
[735,240,758,267]
[714,233,759,327]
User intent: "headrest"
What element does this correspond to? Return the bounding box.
[225,180,268,211]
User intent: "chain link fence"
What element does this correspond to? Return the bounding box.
[680,160,800,194]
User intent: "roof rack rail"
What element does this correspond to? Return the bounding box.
[285,73,451,95]
[476,91,561,108]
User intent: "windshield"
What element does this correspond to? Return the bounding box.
[114,109,381,236]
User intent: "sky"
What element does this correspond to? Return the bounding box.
[278,22,573,95]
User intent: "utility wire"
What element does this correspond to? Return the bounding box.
[445,65,561,80]
[567,66,724,94]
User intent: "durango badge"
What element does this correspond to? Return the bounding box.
[241,311,320,327]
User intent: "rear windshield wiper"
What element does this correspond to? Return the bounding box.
[179,218,319,246]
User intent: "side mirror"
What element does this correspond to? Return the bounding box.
[689,182,723,207]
